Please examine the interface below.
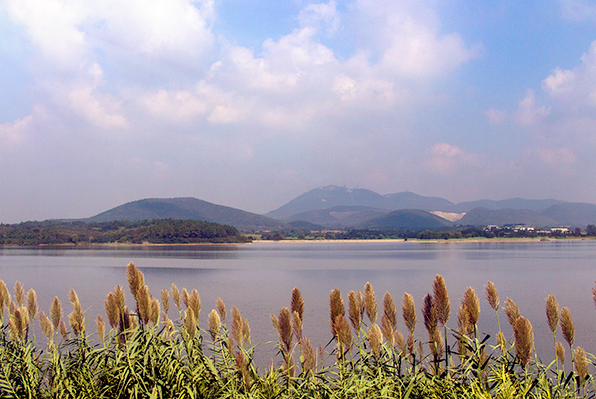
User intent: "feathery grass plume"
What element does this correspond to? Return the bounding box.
[545,294,559,334]
[457,303,471,356]
[50,296,62,330]
[188,289,201,325]
[383,292,397,330]
[504,297,520,330]
[301,337,316,375]
[68,289,85,336]
[183,308,196,340]
[216,297,226,323]
[368,324,383,360]
[96,314,105,344]
[336,315,353,351]
[26,289,38,321]
[364,282,378,325]
[234,350,252,389]
[484,281,499,311]
[395,330,406,354]
[363,285,376,321]
[150,298,159,325]
[181,288,190,309]
[39,311,53,341]
[231,306,244,346]
[514,316,534,367]
[171,283,181,310]
[161,288,169,317]
[242,317,250,345]
[14,281,24,307]
[463,287,480,327]
[105,293,120,329]
[59,320,68,340]
[556,341,565,365]
[402,293,417,334]
[423,293,438,335]
[137,285,151,324]
[8,301,16,316]
[381,315,394,347]
[291,287,304,321]
[208,309,221,340]
[431,328,444,360]
[357,289,365,317]
[433,275,450,326]
[9,308,26,342]
[292,310,302,341]
[275,307,292,354]
[329,288,345,337]
[574,346,588,384]
[560,307,575,349]
[126,262,144,301]
[348,291,362,332]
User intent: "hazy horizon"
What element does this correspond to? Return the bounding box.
[2,0,596,223]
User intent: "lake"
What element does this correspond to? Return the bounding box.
[1,240,595,366]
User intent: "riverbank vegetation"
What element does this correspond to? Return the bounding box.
[0,219,250,245]
[0,262,594,398]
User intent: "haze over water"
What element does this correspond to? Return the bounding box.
[1,240,594,366]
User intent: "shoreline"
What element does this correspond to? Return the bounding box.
[1,236,594,248]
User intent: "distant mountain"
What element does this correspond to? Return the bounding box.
[266,186,396,219]
[360,210,453,229]
[457,207,558,227]
[540,203,596,226]
[267,186,571,219]
[456,203,596,227]
[87,198,284,231]
[288,206,388,229]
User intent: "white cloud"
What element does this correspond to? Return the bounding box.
[515,90,550,125]
[353,0,482,78]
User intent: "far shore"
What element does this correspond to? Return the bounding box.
[251,236,596,244]
[2,236,595,248]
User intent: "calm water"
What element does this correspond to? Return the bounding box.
[1,240,595,365]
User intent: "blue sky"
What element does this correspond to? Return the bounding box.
[1,0,596,223]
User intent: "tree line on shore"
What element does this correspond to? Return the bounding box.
[0,219,250,245]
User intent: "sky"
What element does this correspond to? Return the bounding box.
[1,0,596,223]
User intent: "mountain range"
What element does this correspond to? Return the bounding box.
[73,185,596,231]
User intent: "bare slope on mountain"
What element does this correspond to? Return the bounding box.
[87,198,284,231]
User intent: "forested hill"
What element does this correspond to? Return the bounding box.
[0,219,250,245]
[87,197,283,231]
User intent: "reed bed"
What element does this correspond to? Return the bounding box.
[0,262,594,398]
